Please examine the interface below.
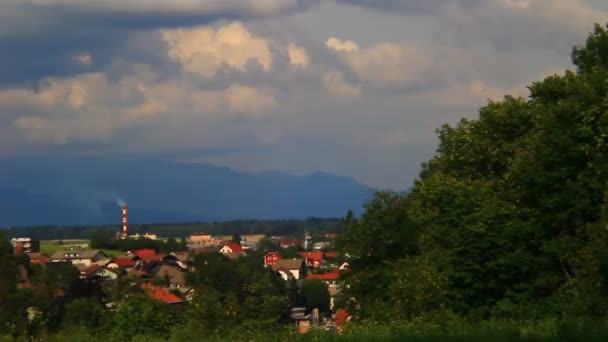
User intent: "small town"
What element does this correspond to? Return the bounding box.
[8,219,352,335]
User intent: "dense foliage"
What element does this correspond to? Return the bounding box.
[337,23,608,322]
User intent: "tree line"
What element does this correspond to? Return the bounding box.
[3,218,344,241]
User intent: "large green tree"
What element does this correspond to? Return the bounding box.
[410,23,608,317]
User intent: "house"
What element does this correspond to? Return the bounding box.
[129,249,157,260]
[84,265,119,281]
[306,271,340,286]
[279,239,302,249]
[264,252,281,267]
[190,234,212,244]
[107,257,136,270]
[141,283,183,305]
[156,264,187,288]
[289,307,312,333]
[163,252,190,270]
[298,251,325,268]
[219,242,244,254]
[50,250,108,266]
[11,237,40,254]
[271,259,306,280]
[313,242,330,251]
[240,240,258,251]
[241,234,266,243]
[27,252,50,264]
[307,271,342,310]
[130,233,158,240]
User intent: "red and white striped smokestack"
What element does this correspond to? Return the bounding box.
[122,204,128,237]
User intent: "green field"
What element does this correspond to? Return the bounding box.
[40,240,125,257]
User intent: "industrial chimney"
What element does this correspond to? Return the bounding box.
[122,204,128,238]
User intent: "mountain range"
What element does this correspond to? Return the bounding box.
[0,158,373,227]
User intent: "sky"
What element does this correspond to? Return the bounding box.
[0,1,607,189]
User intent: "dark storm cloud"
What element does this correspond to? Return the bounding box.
[0,0,318,86]
[333,0,481,13]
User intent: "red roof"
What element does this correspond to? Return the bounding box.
[111,258,136,268]
[306,271,340,281]
[30,255,50,264]
[298,251,324,262]
[324,252,340,258]
[131,249,156,259]
[83,265,104,276]
[335,309,350,326]
[131,249,163,261]
[225,242,244,253]
[141,283,183,304]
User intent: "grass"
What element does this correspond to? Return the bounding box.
[40,240,125,257]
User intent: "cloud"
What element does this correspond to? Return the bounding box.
[326,37,431,91]
[1,0,607,190]
[2,1,315,27]
[162,22,274,77]
[287,43,310,67]
[326,38,359,52]
[323,70,361,96]
[0,1,317,86]
[2,65,278,145]
[333,0,480,13]
[333,0,607,53]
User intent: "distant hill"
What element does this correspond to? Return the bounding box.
[0,158,373,227]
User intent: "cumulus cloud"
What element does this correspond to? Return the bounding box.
[162,23,274,77]
[1,0,607,189]
[326,37,431,91]
[0,0,317,86]
[287,43,310,67]
[2,66,278,145]
[326,38,359,52]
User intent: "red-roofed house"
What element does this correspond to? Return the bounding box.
[130,249,157,260]
[141,283,183,305]
[298,251,325,268]
[307,270,342,309]
[264,252,281,267]
[84,265,119,281]
[220,242,244,254]
[107,258,136,270]
[27,252,50,264]
[306,271,340,285]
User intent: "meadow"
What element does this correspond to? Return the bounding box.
[40,239,124,257]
